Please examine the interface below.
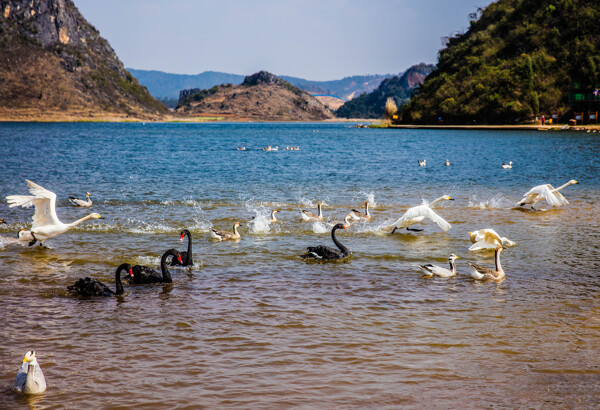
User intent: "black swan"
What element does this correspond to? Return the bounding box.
[131,249,182,284]
[171,229,193,266]
[300,223,351,260]
[67,263,133,296]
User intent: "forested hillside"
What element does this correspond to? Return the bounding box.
[400,0,600,124]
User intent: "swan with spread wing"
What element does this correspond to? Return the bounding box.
[6,180,101,246]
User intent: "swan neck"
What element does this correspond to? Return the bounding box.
[160,252,174,283]
[331,226,349,254]
[495,249,503,273]
[185,231,193,263]
[233,224,240,236]
[270,210,277,221]
[365,202,370,217]
[115,266,125,295]
[554,181,573,192]
[317,203,322,218]
[449,260,456,274]
[430,196,445,206]
[67,214,96,228]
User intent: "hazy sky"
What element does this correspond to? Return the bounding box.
[75,0,492,80]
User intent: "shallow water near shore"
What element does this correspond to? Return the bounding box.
[1,122,599,408]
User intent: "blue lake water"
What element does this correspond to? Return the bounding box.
[0,122,599,407]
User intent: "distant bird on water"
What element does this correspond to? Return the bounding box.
[69,192,92,207]
[501,161,513,169]
[6,180,102,246]
[418,159,426,167]
[444,159,451,166]
[13,351,46,394]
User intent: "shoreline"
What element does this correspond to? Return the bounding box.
[0,112,599,131]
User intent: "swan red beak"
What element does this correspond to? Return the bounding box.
[178,254,183,264]
[180,233,185,242]
[128,268,133,277]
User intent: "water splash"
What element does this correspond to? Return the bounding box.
[311,221,328,233]
[245,202,273,234]
[468,194,514,210]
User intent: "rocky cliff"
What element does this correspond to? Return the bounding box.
[176,71,334,121]
[0,0,167,120]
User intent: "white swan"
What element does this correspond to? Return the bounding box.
[501,161,513,169]
[468,245,505,281]
[418,159,426,167]
[418,254,459,278]
[301,201,324,221]
[13,351,46,394]
[6,180,102,246]
[388,195,453,233]
[517,180,578,209]
[69,192,92,207]
[468,229,516,251]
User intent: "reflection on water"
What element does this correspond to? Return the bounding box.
[0,123,599,407]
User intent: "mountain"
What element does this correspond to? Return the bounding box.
[335,64,435,119]
[175,71,334,121]
[128,69,245,106]
[400,0,600,124]
[128,68,392,106]
[280,74,392,100]
[0,0,167,121]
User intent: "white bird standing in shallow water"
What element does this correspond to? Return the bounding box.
[388,195,453,233]
[69,192,92,207]
[13,351,46,394]
[419,254,459,278]
[6,180,102,246]
[469,245,505,281]
[468,229,516,251]
[517,180,578,209]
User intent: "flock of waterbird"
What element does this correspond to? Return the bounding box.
[5,169,579,394]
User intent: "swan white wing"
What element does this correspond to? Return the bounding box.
[26,180,61,227]
[549,189,569,206]
[391,205,423,227]
[531,184,567,206]
[469,229,503,250]
[421,206,451,231]
[6,180,61,228]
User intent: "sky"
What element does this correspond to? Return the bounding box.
[75,0,493,81]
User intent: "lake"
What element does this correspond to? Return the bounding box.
[1,122,599,408]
